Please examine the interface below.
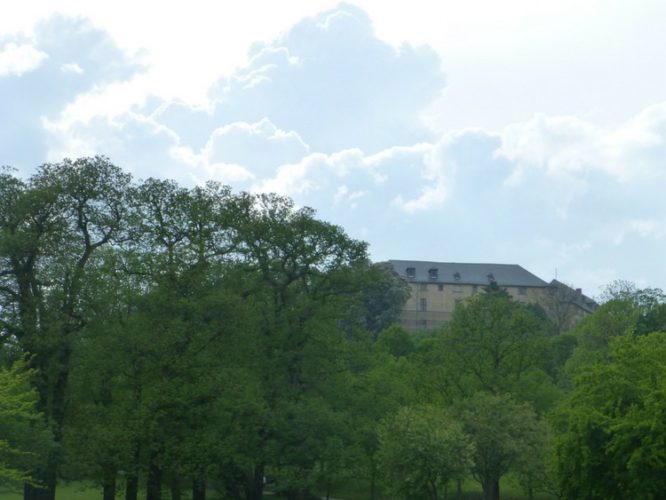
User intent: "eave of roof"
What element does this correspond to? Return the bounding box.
[388,259,549,287]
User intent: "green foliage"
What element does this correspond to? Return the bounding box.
[459,392,548,500]
[566,282,666,379]
[553,332,666,499]
[435,290,554,407]
[375,325,415,358]
[377,405,473,500]
[0,361,52,486]
[362,263,411,337]
[0,158,585,500]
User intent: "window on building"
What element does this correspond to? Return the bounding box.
[419,298,427,311]
[472,285,478,293]
[518,286,527,295]
[418,319,428,329]
[419,283,428,291]
[453,284,462,293]
[438,283,444,291]
[428,268,439,280]
[406,267,416,279]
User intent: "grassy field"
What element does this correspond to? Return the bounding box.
[324,477,557,500]
[0,477,557,499]
[0,484,100,500]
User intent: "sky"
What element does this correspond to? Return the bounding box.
[2,0,666,296]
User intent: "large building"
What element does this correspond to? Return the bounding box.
[388,260,597,331]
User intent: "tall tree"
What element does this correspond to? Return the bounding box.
[377,404,472,500]
[0,157,132,500]
[0,360,52,487]
[226,193,371,499]
[435,288,554,407]
[553,332,666,499]
[459,392,548,500]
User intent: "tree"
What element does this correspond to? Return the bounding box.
[459,392,548,500]
[1,159,416,500]
[553,332,666,499]
[0,158,132,500]
[361,262,410,338]
[539,281,587,334]
[566,283,666,379]
[60,180,260,500]
[345,347,417,499]
[377,404,472,500]
[375,324,415,358]
[435,288,553,405]
[0,360,52,487]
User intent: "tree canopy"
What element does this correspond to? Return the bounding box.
[1,157,663,500]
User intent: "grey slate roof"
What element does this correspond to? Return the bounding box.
[549,279,599,313]
[388,260,549,287]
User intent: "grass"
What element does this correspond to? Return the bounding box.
[0,483,230,500]
[0,477,558,499]
[0,483,100,500]
[322,476,557,500]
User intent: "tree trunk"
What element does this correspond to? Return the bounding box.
[146,450,163,500]
[192,478,206,500]
[23,482,54,500]
[169,475,181,500]
[102,466,117,500]
[482,476,500,500]
[125,474,138,500]
[23,450,57,500]
[369,460,377,500]
[125,443,140,500]
[244,464,264,500]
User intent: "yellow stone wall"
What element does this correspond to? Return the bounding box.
[400,282,556,331]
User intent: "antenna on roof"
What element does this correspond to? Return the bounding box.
[555,268,558,279]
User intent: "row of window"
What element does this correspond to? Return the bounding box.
[416,283,528,295]
[419,297,463,312]
[406,267,498,284]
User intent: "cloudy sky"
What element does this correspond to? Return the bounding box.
[2,0,666,296]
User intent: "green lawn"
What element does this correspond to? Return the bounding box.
[0,477,557,500]
[324,476,557,500]
[0,484,100,500]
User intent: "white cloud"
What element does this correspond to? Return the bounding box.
[203,118,308,169]
[60,62,83,74]
[497,104,666,185]
[0,42,47,76]
[206,3,445,154]
[610,218,666,246]
[5,5,666,295]
[43,112,188,180]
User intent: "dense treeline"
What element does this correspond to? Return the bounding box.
[1,158,665,500]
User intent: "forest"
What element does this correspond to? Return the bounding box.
[1,157,665,500]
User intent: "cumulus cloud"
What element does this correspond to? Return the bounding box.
[202,118,309,174]
[0,42,47,76]
[5,6,666,293]
[497,104,666,184]
[0,15,142,171]
[60,62,83,74]
[609,218,666,246]
[44,112,187,180]
[204,2,445,154]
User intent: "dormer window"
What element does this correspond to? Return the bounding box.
[428,268,439,280]
[406,267,416,279]
[487,273,495,282]
[453,271,461,281]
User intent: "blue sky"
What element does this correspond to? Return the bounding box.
[2,1,666,296]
